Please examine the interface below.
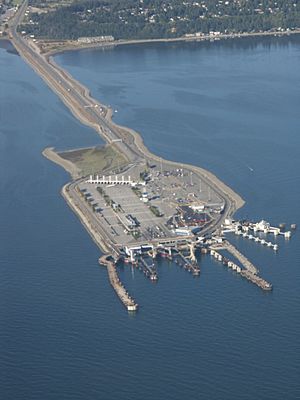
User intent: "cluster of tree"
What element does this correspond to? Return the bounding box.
[1,0,15,16]
[21,0,300,40]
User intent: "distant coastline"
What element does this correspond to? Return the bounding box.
[41,29,300,57]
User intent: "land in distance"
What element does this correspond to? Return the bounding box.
[20,0,300,41]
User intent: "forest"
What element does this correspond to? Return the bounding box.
[21,0,300,40]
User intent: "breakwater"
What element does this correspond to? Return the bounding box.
[99,255,138,311]
[223,241,258,275]
[209,247,272,291]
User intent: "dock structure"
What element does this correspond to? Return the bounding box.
[210,248,242,274]
[174,251,200,276]
[240,270,272,291]
[223,240,258,274]
[223,219,293,242]
[99,256,138,312]
[249,220,291,238]
[138,257,158,282]
[234,230,279,251]
[209,244,272,291]
[157,247,173,260]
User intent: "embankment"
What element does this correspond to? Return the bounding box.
[43,147,81,179]
[61,183,110,254]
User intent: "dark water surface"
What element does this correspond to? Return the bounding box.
[1,37,300,399]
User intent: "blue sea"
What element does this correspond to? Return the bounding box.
[1,36,300,399]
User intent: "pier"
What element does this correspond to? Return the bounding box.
[174,251,200,276]
[99,255,138,311]
[223,240,258,274]
[234,231,278,251]
[209,247,272,291]
[138,256,158,282]
[240,270,272,291]
[223,218,294,244]
[157,247,173,261]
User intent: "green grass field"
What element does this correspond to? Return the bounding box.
[12,0,23,6]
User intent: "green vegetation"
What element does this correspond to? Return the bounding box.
[27,0,73,7]
[132,186,142,198]
[20,0,300,40]
[149,205,163,218]
[0,1,14,16]
[97,186,104,195]
[58,145,127,176]
[97,187,111,206]
[96,187,122,212]
[132,230,141,239]
[140,170,150,182]
[13,0,23,5]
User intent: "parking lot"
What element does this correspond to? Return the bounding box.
[77,161,224,248]
[78,182,175,246]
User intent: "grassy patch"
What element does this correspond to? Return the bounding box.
[58,145,127,176]
[149,205,164,217]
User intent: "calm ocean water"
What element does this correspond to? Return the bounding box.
[1,36,300,399]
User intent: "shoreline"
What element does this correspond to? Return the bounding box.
[61,183,110,253]
[42,147,81,180]
[41,29,300,57]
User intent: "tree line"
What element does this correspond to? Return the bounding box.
[21,0,300,40]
